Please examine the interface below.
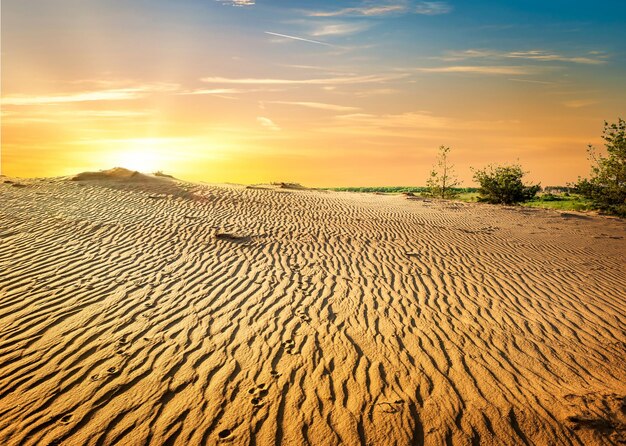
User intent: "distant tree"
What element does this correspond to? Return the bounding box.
[426,145,460,198]
[472,164,540,204]
[574,118,626,216]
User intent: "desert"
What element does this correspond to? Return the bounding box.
[0,169,624,445]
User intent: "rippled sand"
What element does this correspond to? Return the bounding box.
[1,172,625,445]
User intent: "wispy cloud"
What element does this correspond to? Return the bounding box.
[354,88,400,97]
[217,0,254,6]
[315,111,520,138]
[200,73,404,85]
[280,64,355,76]
[563,99,597,108]
[414,2,453,15]
[507,50,607,65]
[266,101,360,112]
[310,22,371,37]
[441,49,608,65]
[264,31,333,47]
[307,1,452,17]
[257,116,281,131]
[414,65,536,75]
[183,88,246,95]
[508,78,555,85]
[308,5,404,17]
[3,89,143,106]
[1,109,152,124]
[335,111,450,129]
[2,83,178,106]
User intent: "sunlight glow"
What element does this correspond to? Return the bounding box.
[108,138,169,173]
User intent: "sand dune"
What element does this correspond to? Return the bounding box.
[0,174,625,445]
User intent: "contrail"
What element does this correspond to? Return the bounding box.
[264,31,333,47]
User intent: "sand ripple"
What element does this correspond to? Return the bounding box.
[0,178,625,445]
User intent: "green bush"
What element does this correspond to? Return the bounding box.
[574,118,626,216]
[539,193,562,202]
[472,164,540,205]
[425,145,460,199]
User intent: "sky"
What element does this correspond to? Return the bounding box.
[1,0,625,186]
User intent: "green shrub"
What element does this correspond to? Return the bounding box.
[472,164,540,205]
[539,193,562,202]
[425,145,460,199]
[574,118,626,216]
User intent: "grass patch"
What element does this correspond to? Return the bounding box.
[324,187,597,214]
[523,194,594,212]
[456,192,480,202]
[325,186,479,194]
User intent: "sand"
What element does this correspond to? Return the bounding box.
[0,170,625,445]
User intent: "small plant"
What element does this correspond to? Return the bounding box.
[574,118,626,216]
[153,171,175,179]
[539,193,561,202]
[472,164,540,205]
[426,145,460,199]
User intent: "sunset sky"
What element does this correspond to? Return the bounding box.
[2,0,625,186]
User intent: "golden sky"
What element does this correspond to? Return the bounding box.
[2,0,625,186]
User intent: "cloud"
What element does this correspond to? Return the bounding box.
[335,111,450,129]
[508,78,555,85]
[308,5,404,17]
[257,116,281,131]
[310,22,371,37]
[3,89,143,106]
[2,83,178,106]
[563,99,597,108]
[201,73,405,85]
[183,88,246,95]
[414,2,453,15]
[413,65,536,75]
[307,1,451,17]
[1,109,152,124]
[354,88,400,96]
[441,49,607,65]
[506,50,606,65]
[314,111,520,138]
[264,31,333,46]
[218,0,254,6]
[266,101,360,112]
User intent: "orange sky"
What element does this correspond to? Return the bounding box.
[2,1,625,186]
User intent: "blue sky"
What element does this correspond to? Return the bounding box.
[2,0,625,185]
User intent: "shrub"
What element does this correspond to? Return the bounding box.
[539,193,561,202]
[425,145,460,199]
[472,164,540,204]
[573,118,626,216]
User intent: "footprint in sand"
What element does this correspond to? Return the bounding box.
[248,383,270,410]
[107,366,120,376]
[563,393,626,441]
[270,370,280,379]
[295,308,311,323]
[283,340,296,354]
[377,400,404,414]
[218,428,233,441]
[90,373,100,382]
[59,414,73,424]
[115,336,130,356]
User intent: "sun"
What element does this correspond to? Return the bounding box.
[113,138,165,173]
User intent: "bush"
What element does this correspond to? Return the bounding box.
[425,145,460,199]
[539,193,562,202]
[573,118,626,216]
[472,164,540,205]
